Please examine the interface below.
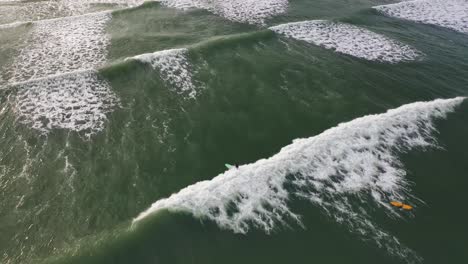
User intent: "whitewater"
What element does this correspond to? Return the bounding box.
[135,97,465,260]
[1,0,468,263]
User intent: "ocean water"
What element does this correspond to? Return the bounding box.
[0,0,467,264]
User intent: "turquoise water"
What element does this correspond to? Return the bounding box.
[0,1,467,264]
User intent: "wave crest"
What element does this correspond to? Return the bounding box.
[129,48,198,98]
[134,97,464,260]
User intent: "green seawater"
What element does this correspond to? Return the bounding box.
[0,1,468,264]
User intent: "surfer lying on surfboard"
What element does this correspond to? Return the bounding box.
[390,201,413,210]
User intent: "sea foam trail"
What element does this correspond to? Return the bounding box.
[135,97,465,260]
[159,0,289,25]
[270,20,421,63]
[129,48,198,98]
[11,70,120,136]
[6,11,111,83]
[374,0,468,34]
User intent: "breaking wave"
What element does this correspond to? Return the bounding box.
[270,20,421,63]
[374,0,468,34]
[11,70,119,136]
[159,0,289,25]
[134,97,465,261]
[0,0,144,24]
[5,11,112,84]
[128,48,199,98]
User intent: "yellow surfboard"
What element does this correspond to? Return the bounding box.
[402,204,413,210]
[390,201,403,207]
[390,201,412,210]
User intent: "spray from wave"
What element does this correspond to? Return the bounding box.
[134,97,465,261]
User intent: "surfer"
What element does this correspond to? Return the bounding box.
[235,164,239,169]
[390,201,413,210]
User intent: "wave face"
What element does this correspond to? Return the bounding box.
[374,0,468,34]
[135,97,464,260]
[130,48,198,98]
[160,0,289,25]
[12,70,119,136]
[6,12,111,83]
[270,20,421,63]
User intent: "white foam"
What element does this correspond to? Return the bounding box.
[6,12,111,83]
[12,70,119,136]
[374,0,468,34]
[270,20,421,63]
[159,0,288,25]
[0,0,143,22]
[134,97,464,259]
[130,48,198,98]
[0,2,52,22]
[0,1,73,24]
[60,0,146,13]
